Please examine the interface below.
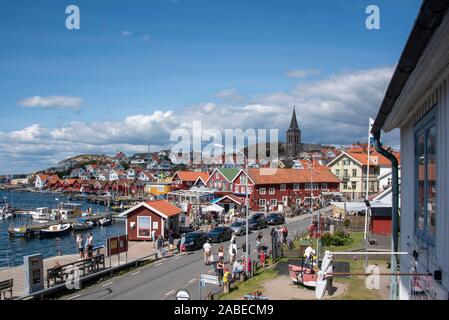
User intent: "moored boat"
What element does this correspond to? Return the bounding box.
[99,216,113,226]
[72,218,94,231]
[39,223,72,238]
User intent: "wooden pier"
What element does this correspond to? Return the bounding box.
[7,214,106,239]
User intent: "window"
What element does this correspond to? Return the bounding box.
[282,196,288,205]
[313,183,319,190]
[305,183,311,190]
[248,187,253,194]
[351,181,357,190]
[343,182,348,189]
[352,169,357,177]
[137,216,151,238]
[280,184,286,191]
[259,199,266,207]
[235,186,240,193]
[270,199,277,207]
[296,198,301,207]
[343,169,348,177]
[259,188,266,195]
[293,183,299,191]
[241,186,246,194]
[241,176,247,185]
[335,169,340,176]
[321,183,327,190]
[269,187,275,195]
[415,108,437,242]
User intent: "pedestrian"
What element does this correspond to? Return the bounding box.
[179,234,186,254]
[229,245,236,264]
[158,235,165,257]
[256,237,261,253]
[203,240,212,265]
[282,225,288,244]
[151,229,156,248]
[216,257,225,280]
[168,233,174,253]
[76,234,84,260]
[86,233,93,258]
[218,245,224,261]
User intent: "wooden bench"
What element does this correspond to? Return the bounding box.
[46,254,106,288]
[0,279,13,300]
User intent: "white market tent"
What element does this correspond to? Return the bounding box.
[202,204,225,213]
[330,201,391,212]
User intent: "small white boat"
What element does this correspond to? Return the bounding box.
[29,207,51,220]
[39,223,72,238]
[0,213,13,220]
[99,216,113,226]
[72,219,94,231]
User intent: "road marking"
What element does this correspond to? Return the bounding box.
[102,281,114,287]
[131,271,140,276]
[67,294,81,300]
[188,278,196,283]
[165,290,175,296]
[155,262,163,267]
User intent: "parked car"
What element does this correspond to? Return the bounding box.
[177,232,208,251]
[266,212,286,225]
[248,213,268,230]
[230,219,248,236]
[207,226,234,243]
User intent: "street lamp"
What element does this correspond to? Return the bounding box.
[214,143,250,277]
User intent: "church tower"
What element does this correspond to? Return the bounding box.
[286,107,301,157]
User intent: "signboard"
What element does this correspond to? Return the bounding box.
[200,274,220,286]
[23,254,44,294]
[107,235,128,256]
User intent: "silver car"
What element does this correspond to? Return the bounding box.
[230,219,247,236]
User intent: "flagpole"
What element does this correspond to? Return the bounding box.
[364,118,373,240]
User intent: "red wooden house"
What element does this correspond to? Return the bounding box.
[247,168,340,211]
[171,171,210,190]
[119,200,182,241]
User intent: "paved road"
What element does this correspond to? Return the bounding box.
[64,210,324,300]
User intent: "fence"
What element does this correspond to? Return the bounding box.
[0,250,14,268]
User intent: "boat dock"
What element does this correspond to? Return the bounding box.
[7,214,106,239]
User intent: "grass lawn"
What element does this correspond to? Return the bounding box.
[217,231,386,300]
[216,267,279,300]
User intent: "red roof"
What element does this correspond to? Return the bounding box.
[173,171,210,183]
[248,168,340,185]
[145,200,182,217]
[347,151,400,166]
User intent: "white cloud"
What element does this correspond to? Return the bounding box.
[141,34,150,40]
[286,69,320,79]
[121,31,133,36]
[1,67,396,174]
[216,88,242,101]
[18,96,83,111]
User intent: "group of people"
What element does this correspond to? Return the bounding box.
[76,233,94,260]
[271,224,289,244]
[152,229,175,257]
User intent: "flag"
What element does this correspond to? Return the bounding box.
[368,117,375,146]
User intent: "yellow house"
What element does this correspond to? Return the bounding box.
[327,150,381,200]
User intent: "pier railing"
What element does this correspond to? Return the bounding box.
[0,250,14,268]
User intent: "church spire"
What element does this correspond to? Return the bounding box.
[288,106,300,132]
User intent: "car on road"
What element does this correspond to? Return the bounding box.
[248,212,268,230]
[266,212,286,225]
[207,226,234,242]
[177,231,208,251]
[230,219,248,236]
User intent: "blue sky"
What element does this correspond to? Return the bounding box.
[0,0,422,174]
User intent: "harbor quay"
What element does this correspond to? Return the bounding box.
[0,240,166,298]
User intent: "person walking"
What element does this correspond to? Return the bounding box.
[76,234,84,260]
[157,235,165,257]
[281,225,288,244]
[151,229,157,248]
[168,233,174,253]
[218,245,224,261]
[179,234,186,255]
[203,240,212,265]
[86,233,94,258]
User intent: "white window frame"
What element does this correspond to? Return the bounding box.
[259,199,266,207]
[259,188,266,195]
[280,184,286,191]
[137,215,152,239]
[269,187,275,195]
[293,183,299,191]
[270,199,277,207]
[321,183,327,190]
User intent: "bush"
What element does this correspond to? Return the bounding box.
[321,232,351,247]
[343,219,351,228]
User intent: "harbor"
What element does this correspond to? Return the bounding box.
[0,190,126,267]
